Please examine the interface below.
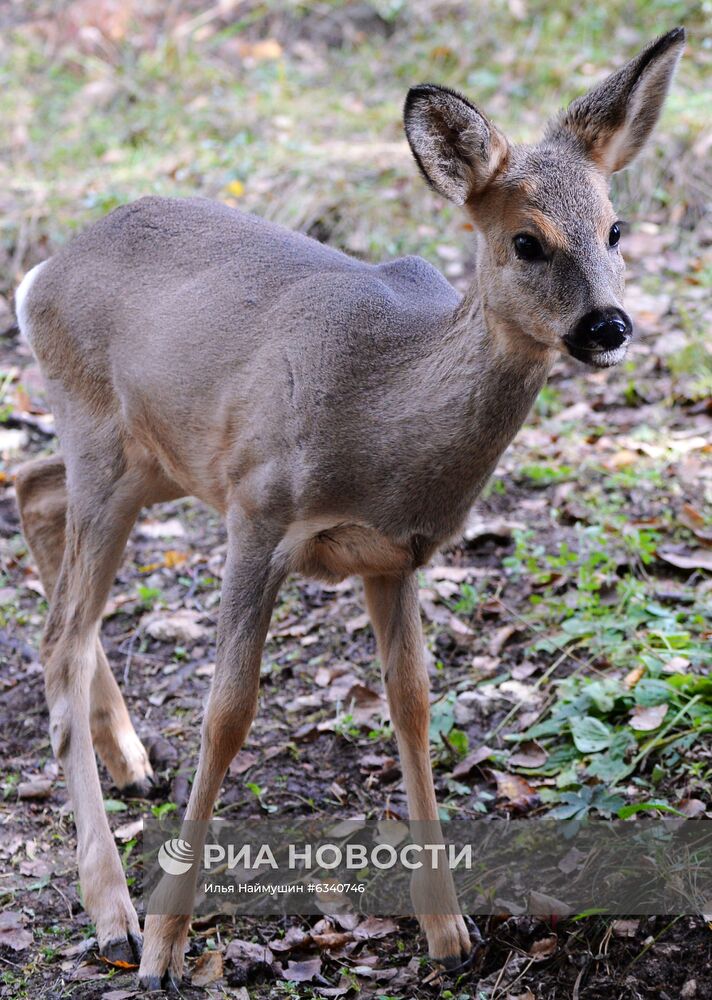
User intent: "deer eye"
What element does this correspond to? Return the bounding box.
[513,233,546,262]
[609,222,621,247]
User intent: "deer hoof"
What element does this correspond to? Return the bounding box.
[138,973,162,991]
[120,774,157,799]
[102,929,143,965]
[139,913,189,992]
[425,913,473,969]
[138,970,181,992]
[438,947,474,972]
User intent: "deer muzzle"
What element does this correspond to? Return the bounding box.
[563,307,633,368]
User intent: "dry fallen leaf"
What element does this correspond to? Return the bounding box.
[491,770,539,812]
[452,745,494,778]
[20,856,52,878]
[0,912,32,951]
[612,919,640,938]
[658,548,712,571]
[324,817,367,839]
[225,938,274,967]
[678,798,706,818]
[489,624,519,656]
[314,664,337,686]
[279,956,322,981]
[163,549,188,568]
[375,819,409,849]
[310,930,353,950]
[293,722,319,742]
[269,926,311,952]
[464,514,525,543]
[359,752,396,771]
[68,961,109,980]
[237,38,283,61]
[229,751,259,776]
[144,609,206,644]
[528,891,573,917]
[629,703,668,731]
[471,655,500,677]
[428,565,480,582]
[679,504,712,545]
[17,778,52,800]
[662,655,690,673]
[498,680,543,707]
[509,741,548,769]
[624,666,645,689]
[191,950,223,987]
[511,661,538,681]
[605,448,638,470]
[529,934,558,960]
[351,964,399,982]
[100,956,138,970]
[113,819,142,842]
[352,916,398,940]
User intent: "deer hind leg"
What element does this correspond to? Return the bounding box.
[27,433,158,963]
[15,454,153,794]
[140,508,285,989]
[364,573,471,967]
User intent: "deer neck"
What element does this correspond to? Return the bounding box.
[415,280,555,515]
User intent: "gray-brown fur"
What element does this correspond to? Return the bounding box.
[14,27,684,988]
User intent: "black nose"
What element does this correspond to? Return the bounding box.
[567,308,633,352]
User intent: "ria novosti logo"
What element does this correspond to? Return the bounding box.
[158,839,195,875]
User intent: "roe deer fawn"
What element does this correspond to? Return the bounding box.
[14,27,684,989]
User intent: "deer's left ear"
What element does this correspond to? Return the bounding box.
[546,27,685,175]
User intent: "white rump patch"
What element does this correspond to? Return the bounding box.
[15,260,49,342]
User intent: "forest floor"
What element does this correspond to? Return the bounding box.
[0,3,711,998]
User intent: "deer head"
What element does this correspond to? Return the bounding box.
[404,28,685,368]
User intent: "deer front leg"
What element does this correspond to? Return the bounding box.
[364,573,471,967]
[139,509,285,990]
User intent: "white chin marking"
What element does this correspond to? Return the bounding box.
[590,344,628,368]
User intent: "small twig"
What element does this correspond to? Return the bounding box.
[0,954,23,969]
[624,915,682,972]
[486,644,575,742]
[493,596,611,680]
[51,879,74,921]
[492,950,535,999]
[489,949,514,999]
[123,629,139,685]
[572,960,589,1000]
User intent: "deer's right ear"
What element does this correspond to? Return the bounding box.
[404,85,509,206]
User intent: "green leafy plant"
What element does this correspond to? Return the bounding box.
[509,670,712,813]
[136,583,162,609]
